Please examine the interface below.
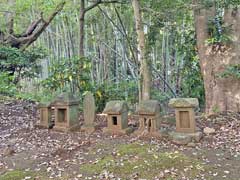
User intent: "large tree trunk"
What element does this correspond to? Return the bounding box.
[194,2,240,113]
[132,0,151,101]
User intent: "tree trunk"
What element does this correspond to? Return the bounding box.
[132,0,151,101]
[5,0,15,35]
[194,2,240,113]
[79,0,85,56]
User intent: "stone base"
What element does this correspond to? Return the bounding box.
[169,131,203,145]
[35,124,47,129]
[134,130,161,137]
[35,123,52,129]
[81,124,96,134]
[53,124,80,132]
[159,128,171,138]
[103,127,133,135]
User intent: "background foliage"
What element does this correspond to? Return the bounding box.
[0,0,209,112]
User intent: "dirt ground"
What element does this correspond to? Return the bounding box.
[0,98,240,180]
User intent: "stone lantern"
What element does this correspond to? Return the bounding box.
[135,100,161,136]
[82,92,96,133]
[52,93,80,132]
[168,98,199,133]
[103,101,129,134]
[37,102,52,128]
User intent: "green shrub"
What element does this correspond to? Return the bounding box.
[220,64,240,79]
[0,72,17,96]
[93,81,138,112]
[41,56,92,93]
[0,46,46,83]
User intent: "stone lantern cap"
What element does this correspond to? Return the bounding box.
[168,98,199,108]
[103,101,128,115]
[137,100,160,115]
[37,102,51,108]
[52,92,79,106]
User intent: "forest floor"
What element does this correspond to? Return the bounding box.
[0,97,240,180]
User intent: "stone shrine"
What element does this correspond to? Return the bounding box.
[168,98,199,133]
[37,102,52,128]
[52,93,80,132]
[135,100,161,136]
[103,101,129,134]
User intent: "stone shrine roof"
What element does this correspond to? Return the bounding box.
[52,92,79,106]
[103,101,128,115]
[37,102,51,108]
[137,100,160,115]
[168,98,199,108]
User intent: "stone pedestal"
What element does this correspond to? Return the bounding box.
[37,102,52,128]
[103,101,130,134]
[135,100,161,136]
[169,131,203,145]
[52,93,80,132]
[169,98,199,133]
[82,92,96,133]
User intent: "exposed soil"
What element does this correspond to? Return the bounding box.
[0,98,240,180]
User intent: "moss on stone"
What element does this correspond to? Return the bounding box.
[103,101,128,114]
[169,98,199,108]
[137,100,160,115]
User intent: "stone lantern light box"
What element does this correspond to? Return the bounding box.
[168,98,199,133]
[135,100,161,136]
[52,93,80,132]
[103,101,128,134]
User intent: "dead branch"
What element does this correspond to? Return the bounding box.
[1,1,65,49]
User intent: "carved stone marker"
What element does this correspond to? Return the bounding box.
[52,93,80,132]
[103,101,129,134]
[135,100,161,136]
[37,102,52,128]
[168,98,199,133]
[82,92,96,133]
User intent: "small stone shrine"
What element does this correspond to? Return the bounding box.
[168,98,198,133]
[103,101,129,134]
[52,93,80,132]
[82,92,96,133]
[37,102,52,128]
[135,100,161,136]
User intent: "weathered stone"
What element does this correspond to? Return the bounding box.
[168,98,199,133]
[169,132,192,145]
[125,127,134,135]
[135,100,161,136]
[168,98,199,108]
[3,146,15,157]
[169,131,203,145]
[82,92,96,133]
[159,128,170,138]
[137,100,161,115]
[37,102,52,128]
[52,93,80,132]
[52,92,79,105]
[103,101,129,134]
[192,131,203,142]
[103,101,128,114]
[203,127,215,135]
[187,142,196,147]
